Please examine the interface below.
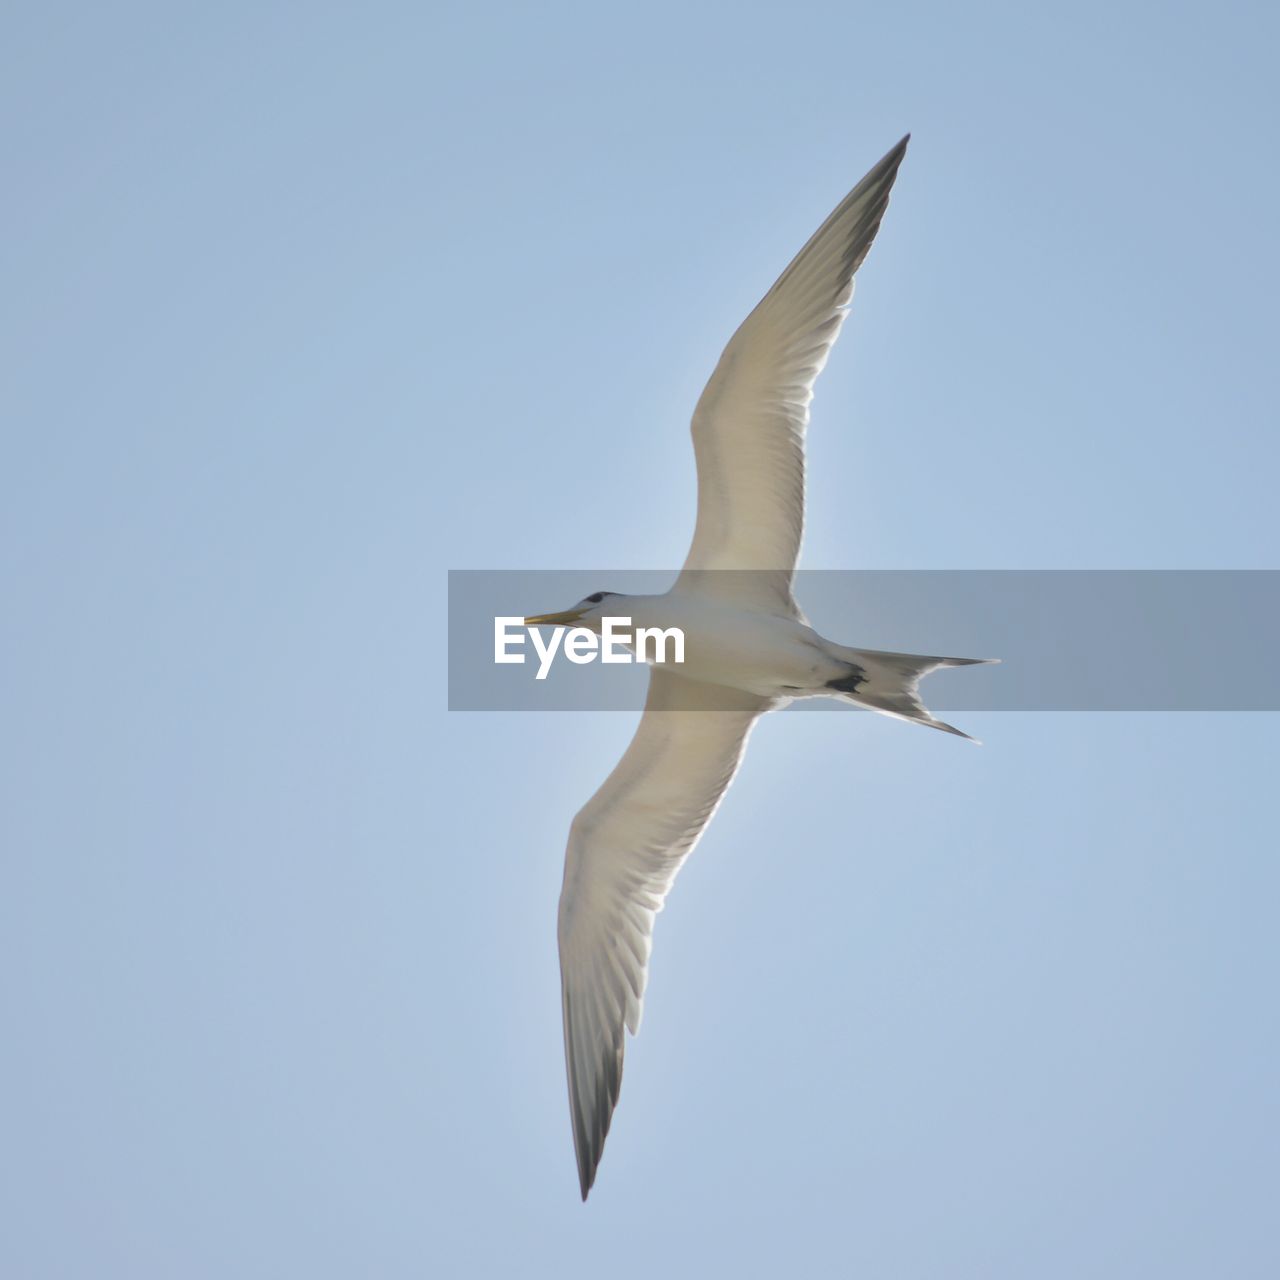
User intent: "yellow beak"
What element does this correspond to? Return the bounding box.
[523,608,586,627]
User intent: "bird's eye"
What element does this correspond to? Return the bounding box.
[585,592,606,604]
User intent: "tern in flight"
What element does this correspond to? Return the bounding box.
[523,135,996,1198]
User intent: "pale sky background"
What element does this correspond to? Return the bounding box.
[3,2,1278,1277]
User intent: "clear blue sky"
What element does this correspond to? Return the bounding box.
[3,2,1277,1277]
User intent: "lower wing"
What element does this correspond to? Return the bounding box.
[557,669,771,1198]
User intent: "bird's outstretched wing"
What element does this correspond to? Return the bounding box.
[674,136,909,615]
[558,670,770,1198]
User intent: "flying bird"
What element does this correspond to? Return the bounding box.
[523,135,996,1199]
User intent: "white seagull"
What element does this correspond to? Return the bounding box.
[523,135,996,1199]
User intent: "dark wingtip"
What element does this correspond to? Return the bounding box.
[562,973,624,1205]
[578,1149,597,1201]
[875,134,910,174]
[573,1124,601,1202]
[859,135,909,203]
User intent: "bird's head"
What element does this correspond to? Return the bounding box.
[524,591,624,633]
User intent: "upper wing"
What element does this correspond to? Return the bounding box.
[673,136,909,615]
[558,670,770,1199]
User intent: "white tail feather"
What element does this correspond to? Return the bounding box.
[826,647,999,741]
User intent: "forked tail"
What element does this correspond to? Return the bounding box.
[826,646,999,741]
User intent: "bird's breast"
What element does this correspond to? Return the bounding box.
[618,597,840,696]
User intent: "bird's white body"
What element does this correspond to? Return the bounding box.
[608,593,844,698]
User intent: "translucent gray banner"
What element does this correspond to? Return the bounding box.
[447,570,1280,711]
